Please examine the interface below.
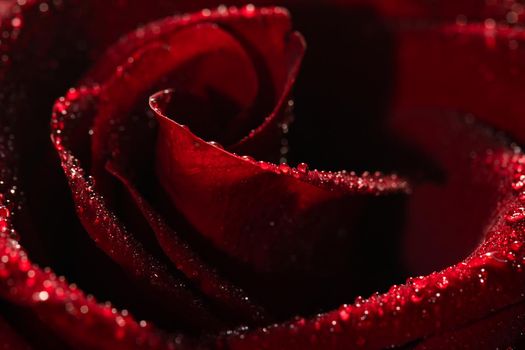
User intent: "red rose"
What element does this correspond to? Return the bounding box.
[0,0,524,348]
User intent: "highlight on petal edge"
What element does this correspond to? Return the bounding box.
[0,0,523,349]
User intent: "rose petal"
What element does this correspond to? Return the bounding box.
[87,6,305,197]
[0,313,32,350]
[152,86,409,317]
[0,1,185,346]
[54,5,315,332]
[52,86,221,331]
[218,112,525,350]
[395,22,525,145]
[89,19,262,183]
[89,5,356,319]
[394,109,505,274]
[106,160,268,326]
[0,234,182,349]
[3,2,524,348]
[80,6,310,326]
[413,300,525,349]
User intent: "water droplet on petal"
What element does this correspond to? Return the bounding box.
[511,240,523,252]
[484,18,496,30]
[208,141,223,149]
[257,161,270,171]
[279,163,290,174]
[297,163,309,173]
[0,206,9,218]
[339,309,350,321]
[241,155,254,161]
[505,207,525,223]
[242,3,255,16]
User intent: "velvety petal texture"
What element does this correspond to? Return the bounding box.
[0,0,524,349]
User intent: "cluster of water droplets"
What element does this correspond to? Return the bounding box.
[485,152,525,226]
[453,1,525,51]
[0,231,166,345]
[6,1,525,348]
[49,84,185,345]
[153,94,411,197]
[269,162,408,194]
[215,137,525,349]
[223,235,525,349]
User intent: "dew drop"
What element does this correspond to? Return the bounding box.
[505,207,525,223]
[243,4,255,15]
[484,251,508,267]
[258,161,270,171]
[217,5,227,14]
[34,290,49,301]
[513,181,524,191]
[10,17,21,28]
[0,206,9,218]
[339,309,350,321]
[297,163,309,174]
[241,155,254,161]
[511,240,523,252]
[208,141,223,149]
[66,88,79,101]
[484,18,496,30]
[410,292,423,303]
[279,163,290,174]
[38,2,49,13]
[0,219,8,233]
[507,11,518,24]
[436,276,449,289]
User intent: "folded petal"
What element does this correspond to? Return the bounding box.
[107,161,268,326]
[53,86,222,331]
[218,110,525,350]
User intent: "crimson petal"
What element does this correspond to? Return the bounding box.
[3,0,521,346]
[87,5,334,320]
[217,110,525,350]
[83,5,311,326]
[52,86,220,331]
[153,80,408,274]
[54,5,313,332]
[0,233,183,349]
[395,22,525,145]
[106,161,268,326]
[152,86,409,317]
[0,314,31,350]
[0,0,203,346]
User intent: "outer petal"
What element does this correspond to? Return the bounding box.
[53,86,221,331]
[2,2,524,346]
[153,88,408,272]
[106,161,268,326]
[217,109,525,350]
[395,22,525,150]
[68,6,310,326]
[0,0,190,347]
